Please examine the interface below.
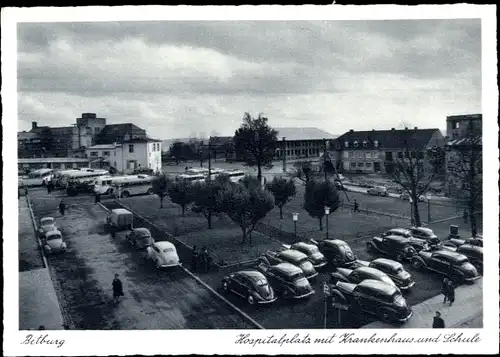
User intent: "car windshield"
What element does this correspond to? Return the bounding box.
[393,266,403,273]
[294,277,309,287]
[46,234,61,241]
[393,294,407,306]
[381,276,394,285]
[41,218,54,225]
[162,247,174,253]
[457,258,470,265]
[255,279,267,287]
[139,237,151,243]
[289,272,305,282]
[307,246,319,254]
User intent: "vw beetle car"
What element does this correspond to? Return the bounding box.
[329,279,412,324]
[43,229,67,255]
[444,237,483,248]
[367,186,389,196]
[256,262,315,299]
[410,248,479,283]
[38,217,56,237]
[221,270,277,305]
[146,241,181,269]
[441,244,483,275]
[260,249,318,280]
[355,258,415,290]
[408,227,440,246]
[399,192,427,202]
[126,228,154,250]
[329,266,397,288]
[367,234,417,262]
[309,239,357,268]
[378,228,429,251]
[282,242,327,268]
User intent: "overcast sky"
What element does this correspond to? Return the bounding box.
[17,20,481,139]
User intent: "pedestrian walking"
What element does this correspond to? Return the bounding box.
[95,193,101,204]
[58,200,66,216]
[446,280,455,306]
[463,209,468,224]
[432,311,445,328]
[353,199,359,213]
[112,273,124,304]
[191,245,199,272]
[24,186,29,196]
[47,182,51,194]
[441,278,450,304]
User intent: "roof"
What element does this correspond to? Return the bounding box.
[273,263,302,275]
[293,242,316,251]
[280,249,308,261]
[45,229,62,238]
[133,228,151,236]
[324,239,350,247]
[95,123,147,144]
[457,245,483,254]
[88,144,122,150]
[389,228,411,234]
[384,235,412,243]
[275,127,337,141]
[40,217,55,222]
[446,136,482,147]
[239,270,267,282]
[111,208,132,215]
[372,258,403,269]
[334,128,441,150]
[209,136,233,147]
[122,138,162,143]
[358,279,398,295]
[433,249,467,261]
[18,157,90,164]
[50,127,73,136]
[155,241,175,249]
[18,131,39,140]
[356,266,386,278]
[446,113,482,121]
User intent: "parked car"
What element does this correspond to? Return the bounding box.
[441,244,483,275]
[367,186,389,197]
[146,241,181,269]
[355,258,415,290]
[399,192,427,202]
[282,242,327,268]
[379,228,429,251]
[38,216,56,237]
[42,229,67,255]
[445,237,483,248]
[256,262,315,299]
[410,248,480,283]
[408,227,441,246]
[309,239,358,268]
[328,279,412,324]
[367,234,418,262]
[334,181,348,191]
[106,208,134,232]
[329,266,397,289]
[126,228,154,249]
[221,270,277,305]
[260,250,318,280]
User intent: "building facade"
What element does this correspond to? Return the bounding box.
[274,127,337,162]
[328,127,445,175]
[18,157,91,173]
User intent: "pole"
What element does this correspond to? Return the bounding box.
[323,298,328,329]
[337,308,341,327]
[208,143,212,183]
[323,138,328,182]
[427,198,431,222]
[282,137,287,173]
[294,220,297,238]
[326,213,329,240]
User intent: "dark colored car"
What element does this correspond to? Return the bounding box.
[284,242,327,268]
[442,244,483,275]
[126,228,154,249]
[408,227,441,246]
[367,234,417,262]
[329,279,412,324]
[411,248,480,283]
[221,270,277,305]
[309,239,357,268]
[445,237,483,248]
[329,266,398,289]
[379,228,429,251]
[256,262,315,299]
[356,258,415,290]
[261,249,318,280]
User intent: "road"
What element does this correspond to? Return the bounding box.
[28,188,255,330]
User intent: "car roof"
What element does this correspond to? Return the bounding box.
[238,270,267,282]
[414,227,434,234]
[433,249,467,261]
[383,235,411,243]
[273,263,302,275]
[133,228,151,235]
[45,229,62,237]
[155,241,175,249]
[324,239,349,247]
[41,217,54,222]
[111,208,132,215]
[355,266,386,278]
[372,258,403,270]
[293,242,315,250]
[458,244,483,254]
[280,249,308,261]
[389,228,411,234]
[358,279,398,295]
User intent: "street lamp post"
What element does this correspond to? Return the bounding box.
[409,197,414,226]
[292,213,299,239]
[426,193,432,223]
[325,206,330,239]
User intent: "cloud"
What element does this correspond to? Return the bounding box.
[17,20,482,139]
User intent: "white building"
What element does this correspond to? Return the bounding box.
[86,139,162,174]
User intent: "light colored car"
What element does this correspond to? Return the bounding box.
[367,186,389,196]
[43,229,67,255]
[147,241,181,269]
[38,217,56,237]
[399,192,427,202]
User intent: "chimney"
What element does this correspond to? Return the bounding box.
[391,128,395,131]
[404,127,408,130]
[349,129,354,133]
[372,129,375,131]
[32,121,38,129]
[414,126,418,130]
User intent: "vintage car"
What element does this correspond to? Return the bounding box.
[367,234,417,262]
[126,228,154,250]
[256,262,315,299]
[444,237,483,248]
[309,239,358,268]
[221,270,277,305]
[367,186,389,196]
[329,279,413,324]
[441,244,483,275]
[355,258,415,290]
[329,266,397,288]
[42,229,67,255]
[408,227,441,246]
[38,217,57,237]
[378,228,429,251]
[282,242,327,268]
[260,249,318,280]
[399,192,427,202]
[106,208,134,232]
[410,248,480,283]
[146,241,181,269]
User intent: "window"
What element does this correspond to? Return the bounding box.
[94,127,101,134]
[286,150,290,156]
[103,151,110,156]
[113,161,117,167]
[348,151,354,158]
[404,151,410,158]
[411,151,416,158]
[53,163,61,169]
[418,152,424,159]
[350,162,356,168]
[129,144,134,153]
[362,141,367,147]
[454,121,460,129]
[373,151,379,159]
[357,162,364,167]
[343,151,349,158]
[344,141,349,148]
[354,141,359,148]
[385,152,393,161]
[398,152,403,159]
[374,140,379,147]
[90,151,98,157]
[356,152,363,158]
[365,162,372,168]
[365,152,372,159]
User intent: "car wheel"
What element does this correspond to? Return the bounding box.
[379,308,392,323]
[450,274,463,285]
[396,253,405,262]
[247,295,255,305]
[121,191,130,198]
[147,188,154,195]
[411,259,423,270]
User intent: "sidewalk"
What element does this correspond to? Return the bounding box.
[361,278,483,329]
[19,196,64,330]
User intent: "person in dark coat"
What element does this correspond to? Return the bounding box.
[353,199,359,212]
[432,311,445,328]
[199,246,209,273]
[58,200,66,216]
[191,246,199,272]
[112,274,124,303]
[95,193,101,204]
[201,246,212,273]
[463,209,468,224]
[441,278,450,304]
[446,280,455,306]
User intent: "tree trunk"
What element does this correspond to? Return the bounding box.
[257,164,262,186]
[241,226,247,244]
[412,199,421,227]
[181,205,185,217]
[208,211,212,229]
[160,196,163,208]
[319,217,323,231]
[279,206,283,219]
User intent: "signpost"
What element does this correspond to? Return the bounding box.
[331,294,349,328]
[323,283,330,329]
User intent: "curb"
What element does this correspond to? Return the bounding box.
[25,195,48,269]
[98,202,265,329]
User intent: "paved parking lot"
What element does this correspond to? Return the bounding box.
[28,189,255,329]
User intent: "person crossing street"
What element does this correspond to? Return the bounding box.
[58,199,67,216]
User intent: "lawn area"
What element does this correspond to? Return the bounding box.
[116,195,283,265]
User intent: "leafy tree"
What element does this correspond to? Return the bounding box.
[167,141,197,163]
[303,180,340,230]
[233,112,278,184]
[191,175,231,229]
[220,183,275,244]
[151,174,170,208]
[292,160,314,184]
[266,176,297,219]
[240,174,262,190]
[167,178,195,216]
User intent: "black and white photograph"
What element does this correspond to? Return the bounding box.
[2,5,498,356]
